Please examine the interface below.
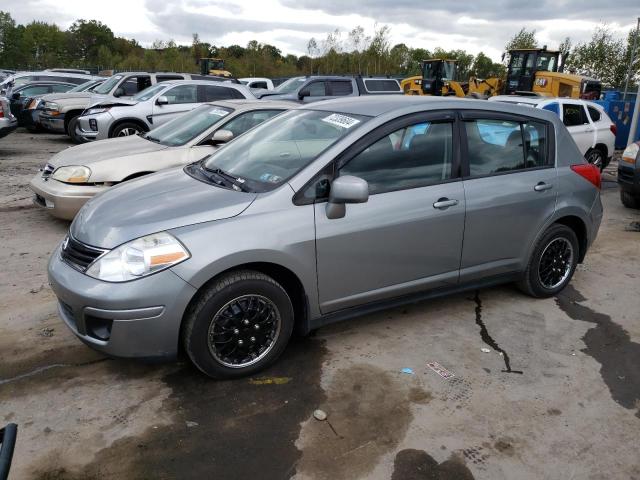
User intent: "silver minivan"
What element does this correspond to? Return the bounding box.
[48,96,603,378]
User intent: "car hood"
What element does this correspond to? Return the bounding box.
[71,167,257,249]
[48,135,167,168]
[90,98,138,109]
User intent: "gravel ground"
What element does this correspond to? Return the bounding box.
[1,128,639,480]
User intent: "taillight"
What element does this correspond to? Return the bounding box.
[610,124,617,135]
[571,164,601,190]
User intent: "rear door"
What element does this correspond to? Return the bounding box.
[561,101,593,155]
[314,111,465,313]
[459,112,557,281]
[150,84,199,127]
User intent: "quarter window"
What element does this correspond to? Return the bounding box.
[587,106,601,122]
[340,121,453,195]
[562,104,588,126]
[203,85,245,101]
[465,119,548,176]
[542,102,559,116]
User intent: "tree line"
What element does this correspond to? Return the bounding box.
[0,10,638,89]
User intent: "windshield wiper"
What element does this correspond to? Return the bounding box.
[203,166,249,192]
[145,135,161,143]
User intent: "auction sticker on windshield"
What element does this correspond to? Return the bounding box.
[209,108,230,117]
[321,113,360,129]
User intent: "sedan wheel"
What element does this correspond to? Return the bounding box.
[116,127,140,137]
[537,237,574,289]
[586,149,604,170]
[111,122,144,138]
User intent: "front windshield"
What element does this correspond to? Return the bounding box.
[145,104,234,147]
[275,77,306,94]
[202,109,370,190]
[132,84,166,102]
[14,76,37,87]
[93,75,122,94]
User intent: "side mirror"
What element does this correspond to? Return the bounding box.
[113,87,124,97]
[326,175,369,219]
[298,88,310,100]
[156,95,169,105]
[209,129,234,145]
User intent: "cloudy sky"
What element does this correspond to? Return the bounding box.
[2,0,638,60]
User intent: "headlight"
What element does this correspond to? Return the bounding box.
[52,166,91,183]
[86,107,110,115]
[44,101,59,111]
[86,232,190,282]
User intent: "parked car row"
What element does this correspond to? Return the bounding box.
[22,94,603,379]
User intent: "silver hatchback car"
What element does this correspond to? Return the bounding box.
[48,96,603,378]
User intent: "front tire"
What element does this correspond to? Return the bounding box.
[67,116,87,144]
[111,122,143,138]
[620,190,640,209]
[518,224,579,298]
[182,270,294,379]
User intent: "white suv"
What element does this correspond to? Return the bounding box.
[489,96,616,170]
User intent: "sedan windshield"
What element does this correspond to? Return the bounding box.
[133,84,166,102]
[275,77,306,94]
[202,109,370,191]
[68,80,97,92]
[93,75,122,94]
[144,104,234,147]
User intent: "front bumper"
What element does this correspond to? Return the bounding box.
[40,113,65,133]
[76,113,111,141]
[29,174,108,220]
[48,244,197,359]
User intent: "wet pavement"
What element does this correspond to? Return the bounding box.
[1,129,639,479]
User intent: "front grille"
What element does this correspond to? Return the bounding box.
[41,163,55,178]
[61,235,107,272]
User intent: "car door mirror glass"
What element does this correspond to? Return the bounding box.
[113,87,124,97]
[326,175,369,219]
[156,95,169,105]
[298,88,310,99]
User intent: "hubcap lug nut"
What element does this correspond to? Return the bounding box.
[233,328,240,335]
[250,337,256,342]
[238,339,244,346]
[254,324,260,330]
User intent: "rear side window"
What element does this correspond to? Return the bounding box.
[156,75,184,82]
[363,79,401,92]
[562,104,588,126]
[202,85,245,101]
[329,80,353,96]
[465,119,548,176]
[250,81,268,89]
[122,76,152,95]
[340,121,453,194]
[542,102,559,116]
[587,106,601,122]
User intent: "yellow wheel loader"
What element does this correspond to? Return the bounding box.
[199,58,233,78]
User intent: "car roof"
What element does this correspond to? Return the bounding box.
[202,99,297,110]
[301,95,563,121]
[157,79,243,87]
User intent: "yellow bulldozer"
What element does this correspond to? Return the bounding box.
[199,58,233,78]
[401,48,601,100]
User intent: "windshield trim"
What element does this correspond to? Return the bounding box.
[93,75,123,94]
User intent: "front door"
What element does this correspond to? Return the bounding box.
[459,113,558,281]
[314,114,465,313]
[151,84,199,127]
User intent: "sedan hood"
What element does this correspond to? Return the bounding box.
[48,135,167,168]
[71,167,257,249]
[40,92,93,102]
[89,98,138,109]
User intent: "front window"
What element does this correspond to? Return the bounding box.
[275,77,306,94]
[132,84,167,102]
[536,53,559,72]
[93,75,122,94]
[144,104,234,147]
[201,109,370,191]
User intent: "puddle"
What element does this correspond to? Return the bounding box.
[473,291,523,374]
[556,285,640,418]
[391,449,475,480]
[31,337,327,479]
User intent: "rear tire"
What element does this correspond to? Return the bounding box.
[585,148,605,171]
[111,122,143,138]
[620,190,640,209]
[518,224,579,298]
[182,270,294,379]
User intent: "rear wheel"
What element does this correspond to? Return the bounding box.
[518,224,579,298]
[182,270,294,379]
[585,148,605,171]
[111,122,143,138]
[620,190,640,209]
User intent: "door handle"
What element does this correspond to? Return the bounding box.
[534,182,553,192]
[433,198,459,209]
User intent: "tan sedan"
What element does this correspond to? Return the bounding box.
[30,100,293,219]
